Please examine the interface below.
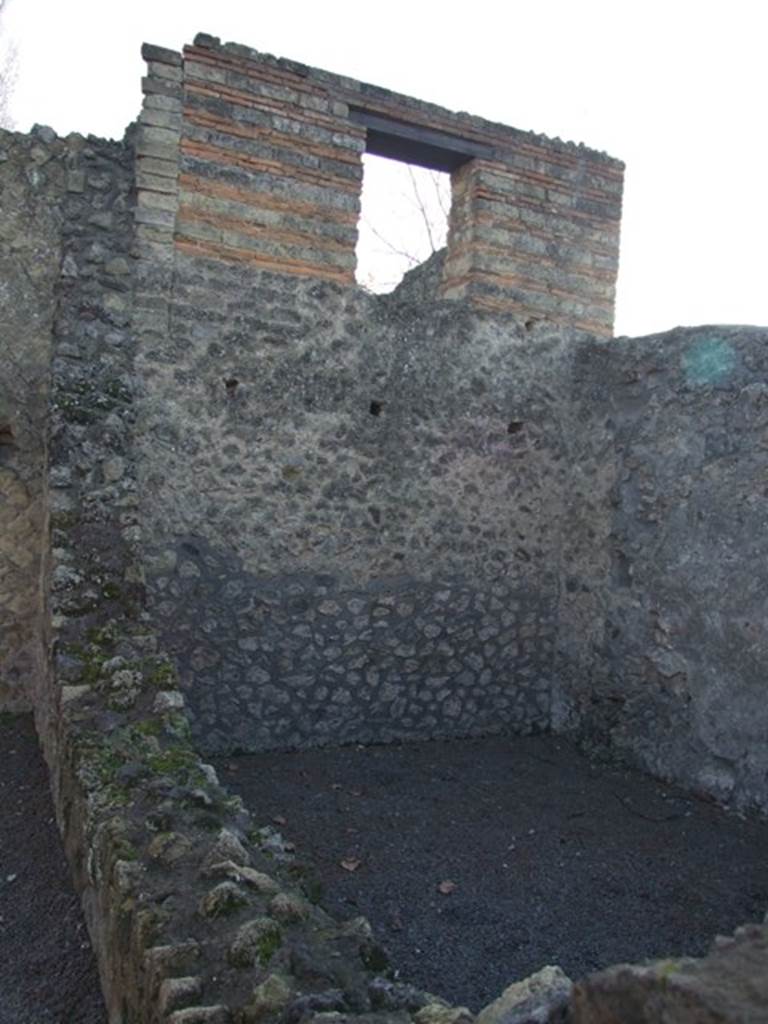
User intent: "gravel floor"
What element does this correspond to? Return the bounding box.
[0,714,106,1024]
[4,716,768,1019]
[213,733,768,1011]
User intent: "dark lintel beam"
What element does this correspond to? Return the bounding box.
[349,108,493,172]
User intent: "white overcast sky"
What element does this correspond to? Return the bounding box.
[2,0,766,337]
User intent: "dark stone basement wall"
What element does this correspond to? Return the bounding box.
[155,546,554,753]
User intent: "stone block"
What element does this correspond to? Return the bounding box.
[159,977,203,1015]
[136,169,178,194]
[139,107,183,132]
[141,42,182,67]
[147,60,183,83]
[141,75,182,100]
[143,92,183,113]
[476,966,572,1024]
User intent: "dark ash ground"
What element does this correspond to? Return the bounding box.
[0,714,106,1024]
[4,716,768,1019]
[214,733,768,1011]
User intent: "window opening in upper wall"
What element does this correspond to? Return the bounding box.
[355,153,451,294]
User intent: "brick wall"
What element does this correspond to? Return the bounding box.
[177,41,365,284]
[443,153,622,335]
[135,35,623,335]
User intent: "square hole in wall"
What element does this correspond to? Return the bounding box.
[355,153,451,293]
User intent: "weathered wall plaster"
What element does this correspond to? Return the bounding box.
[559,327,768,810]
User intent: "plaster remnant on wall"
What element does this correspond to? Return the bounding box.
[681,335,738,387]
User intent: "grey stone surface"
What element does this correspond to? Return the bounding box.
[154,539,553,753]
[559,326,768,812]
[132,214,768,809]
[0,128,66,710]
[571,922,768,1023]
[3,32,768,1024]
[476,965,571,1024]
[137,267,569,753]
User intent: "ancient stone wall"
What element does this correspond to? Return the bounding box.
[137,35,622,336]
[442,153,621,334]
[131,39,607,755]
[3,32,768,1024]
[126,38,768,803]
[137,273,572,753]
[177,38,365,285]
[558,326,768,812]
[0,127,67,711]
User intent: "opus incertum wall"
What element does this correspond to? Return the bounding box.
[6,34,765,815]
[132,35,622,756]
[4,35,768,1024]
[130,38,768,817]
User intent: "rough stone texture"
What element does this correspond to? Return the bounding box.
[559,326,768,812]
[138,277,567,753]
[127,34,620,758]
[0,127,66,710]
[2,28,768,1024]
[21,74,497,1024]
[178,40,365,286]
[43,127,150,1023]
[38,129,451,1019]
[570,921,768,1023]
[476,966,571,1024]
[138,191,768,809]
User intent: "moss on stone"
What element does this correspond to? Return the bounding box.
[256,927,282,965]
[147,744,205,786]
[113,838,140,862]
[50,509,79,531]
[658,959,683,985]
[134,717,163,737]
[85,622,119,649]
[79,740,122,786]
[161,711,191,742]
[101,580,122,601]
[146,658,179,689]
[199,881,249,918]
[229,917,283,967]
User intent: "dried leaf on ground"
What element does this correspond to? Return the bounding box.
[340,857,362,872]
[388,908,403,931]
